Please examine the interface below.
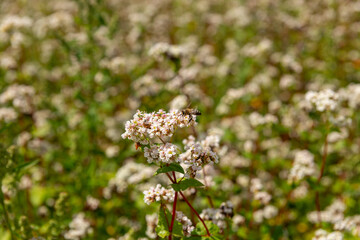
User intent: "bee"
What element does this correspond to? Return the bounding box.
[181,104,201,123]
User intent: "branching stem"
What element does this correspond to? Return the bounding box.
[179,191,211,237]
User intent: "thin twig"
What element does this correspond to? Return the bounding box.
[169,192,178,240]
[166,173,175,183]
[161,204,170,228]
[158,136,166,144]
[179,191,211,237]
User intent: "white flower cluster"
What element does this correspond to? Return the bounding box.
[0,84,35,114]
[253,205,278,223]
[250,178,272,205]
[219,201,234,217]
[312,229,343,240]
[249,112,278,127]
[122,109,197,145]
[305,89,339,112]
[179,135,219,178]
[144,143,180,164]
[145,213,158,239]
[308,199,360,237]
[143,184,175,205]
[85,196,100,211]
[0,107,17,122]
[339,83,360,108]
[288,150,316,183]
[200,208,226,229]
[133,75,161,97]
[0,15,33,32]
[169,95,188,110]
[148,42,188,60]
[176,211,195,237]
[64,213,92,240]
[200,201,233,229]
[334,216,360,237]
[308,200,346,224]
[104,162,154,198]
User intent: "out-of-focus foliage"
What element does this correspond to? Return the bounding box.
[0,0,360,239]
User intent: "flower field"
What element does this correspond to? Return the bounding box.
[0,0,360,239]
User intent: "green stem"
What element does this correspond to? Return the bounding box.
[0,187,15,240]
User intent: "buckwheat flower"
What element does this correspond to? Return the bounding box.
[327,232,343,240]
[200,208,226,229]
[106,162,155,197]
[145,213,158,239]
[122,109,196,145]
[86,196,100,211]
[105,145,120,158]
[0,84,35,113]
[249,112,278,127]
[334,217,358,232]
[308,199,346,224]
[254,191,272,205]
[291,183,309,199]
[169,95,188,110]
[312,229,343,240]
[263,205,278,219]
[305,89,339,112]
[179,141,219,178]
[133,75,161,97]
[148,42,170,60]
[176,211,194,237]
[143,184,175,205]
[64,213,92,240]
[219,201,234,217]
[288,150,316,183]
[201,134,220,149]
[19,175,32,190]
[144,143,180,164]
[340,83,360,108]
[0,15,33,32]
[148,42,188,60]
[250,178,263,193]
[232,214,245,226]
[313,229,328,240]
[0,107,17,122]
[253,209,264,223]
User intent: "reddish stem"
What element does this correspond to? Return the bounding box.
[162,204,170,228]
[179,191,211,237]
[169,192,178,240]
[166,172,175,183]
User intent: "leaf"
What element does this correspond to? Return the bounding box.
[14,160,39,172]
[171,178,204,191]
[156,205,183,238]
[156,163,185,175]
[194,221,221,239]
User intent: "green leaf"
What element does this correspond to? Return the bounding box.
[14,160,39,172]
[156,163,185,175]
[171,178,204,191]
[194,221,221,239]
[156,205,183,238]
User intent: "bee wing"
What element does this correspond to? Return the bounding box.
[185,101,192,108]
